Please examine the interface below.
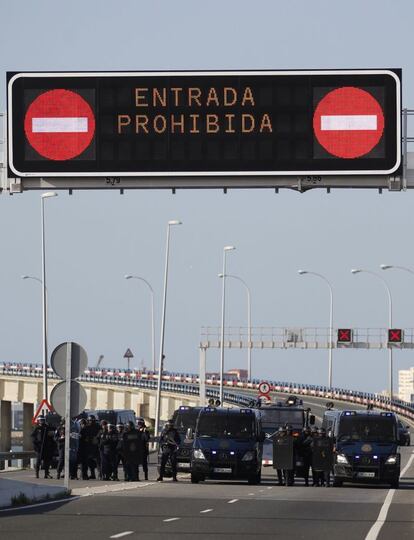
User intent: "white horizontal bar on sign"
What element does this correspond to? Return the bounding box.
[321,115,377,131]
[32,117,88,133]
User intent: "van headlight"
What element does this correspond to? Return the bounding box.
[242,451,255,461]
[193,448,206,460]
[336,453,349,465]
[385,455,398,465]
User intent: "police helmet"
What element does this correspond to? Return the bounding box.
[37,416,46,424]
[278,426,286,433]
[318,427,326,434]
[88,414,96,421]
[165,420,174,429]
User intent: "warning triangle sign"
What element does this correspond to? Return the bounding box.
[32,399,53,424]
[123,348,134,358]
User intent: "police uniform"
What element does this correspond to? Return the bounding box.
[157,422,181,482]
[31,418,55,479]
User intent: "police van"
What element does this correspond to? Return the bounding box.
[157,405,203,476]
[258,396,315,467]
[323,408,401,487]
[189,407,265,484]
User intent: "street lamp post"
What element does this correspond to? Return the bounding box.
[124,275,156,372]
[219,246,236,405]
[298,270,334,387]
[218,273,251,380]
[154,220,182,442]
[40,192,57,406]
[351,268,393,399]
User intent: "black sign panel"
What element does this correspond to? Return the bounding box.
[311,438,333,472]
[337,328,353,343]
[388,328,403,343]
[273,435,294,469]
[7,70,401,179]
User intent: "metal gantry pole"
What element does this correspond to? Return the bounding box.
[298,270,334,388]
[223,274,252,380]
[352,269,393,399]
[40,197,48,406]
[154,221,181,442]
[219,253,227,405]
[125,275,156,372]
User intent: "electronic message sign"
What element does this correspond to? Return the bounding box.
[7,70,401,180]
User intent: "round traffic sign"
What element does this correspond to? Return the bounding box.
[258,381,271,395]
[313,87,384,159]
[51,342,88,380]
[50,380,87,418]
[24,89,95,161]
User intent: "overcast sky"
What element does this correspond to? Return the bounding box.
[1,0,414,395]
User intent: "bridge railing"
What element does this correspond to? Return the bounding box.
[1,363,413,421]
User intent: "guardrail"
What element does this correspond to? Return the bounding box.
[1,363,413,421]
[0,451,36,471]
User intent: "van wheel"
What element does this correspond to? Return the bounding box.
[332,479,343,487]
[191,473,200,484]
[248,472,260,485]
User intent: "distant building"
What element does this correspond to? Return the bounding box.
[206,368,248,381]
[398,367,414,403]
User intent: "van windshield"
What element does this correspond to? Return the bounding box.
[260,408,304,432]
[173,410,200,432]
[338,416,396,443]
[196,413,255,439]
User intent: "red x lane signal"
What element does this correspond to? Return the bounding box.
[337,329,352,343]
[388,329,403,343]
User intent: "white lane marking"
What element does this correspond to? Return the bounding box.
[32,117,88,133]
[364,452,414,540]
[110,532,134,539]
[267,487,273,490]
[248,493,255,496]
[321,115,377,131]
[163,517,180,522]
[200,508,213,513]
[228,499,238,504]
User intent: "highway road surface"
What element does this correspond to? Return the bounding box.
[1,446,413,540]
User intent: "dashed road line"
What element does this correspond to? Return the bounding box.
[163,517,180,522]
[247,492,255,496]
[228,499,239,504]
[200,508,213,513]
[109,532,134,539]
[364,452,414,540]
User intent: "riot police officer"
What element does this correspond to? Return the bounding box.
[116,423,127,481]
[137,418,150,481]
[157,420,181,482]
[311,427,333,487]
[85,415,101,479]
[122,420,143,481]
[31,416,55,479]
[55,422,66,480]
[98,420,112,480]
[298,427,313,486]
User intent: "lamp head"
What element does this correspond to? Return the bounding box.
[298,270,307,275]
[351,269,361,274]
[168,220,182,226]
[124,275,133,280]
[224,245,235,252]
[380,264,392,270]
[41,191,58,199]
[218,273,224,278]
[21,275,29,280]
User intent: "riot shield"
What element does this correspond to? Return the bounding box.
[311,438,333,472]
[273,435,294,470]
[122,430,142,465]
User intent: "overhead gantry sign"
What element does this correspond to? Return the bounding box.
[6,69,401,189]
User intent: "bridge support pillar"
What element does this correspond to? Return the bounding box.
[0,400,12,453]
[199,347,206,406]
[22,403,34,448]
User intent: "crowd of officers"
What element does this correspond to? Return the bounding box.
[31,415,150,481]
[274,425,333,487]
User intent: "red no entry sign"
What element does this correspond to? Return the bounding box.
[24,89,95,161]
[313,87,385,159]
